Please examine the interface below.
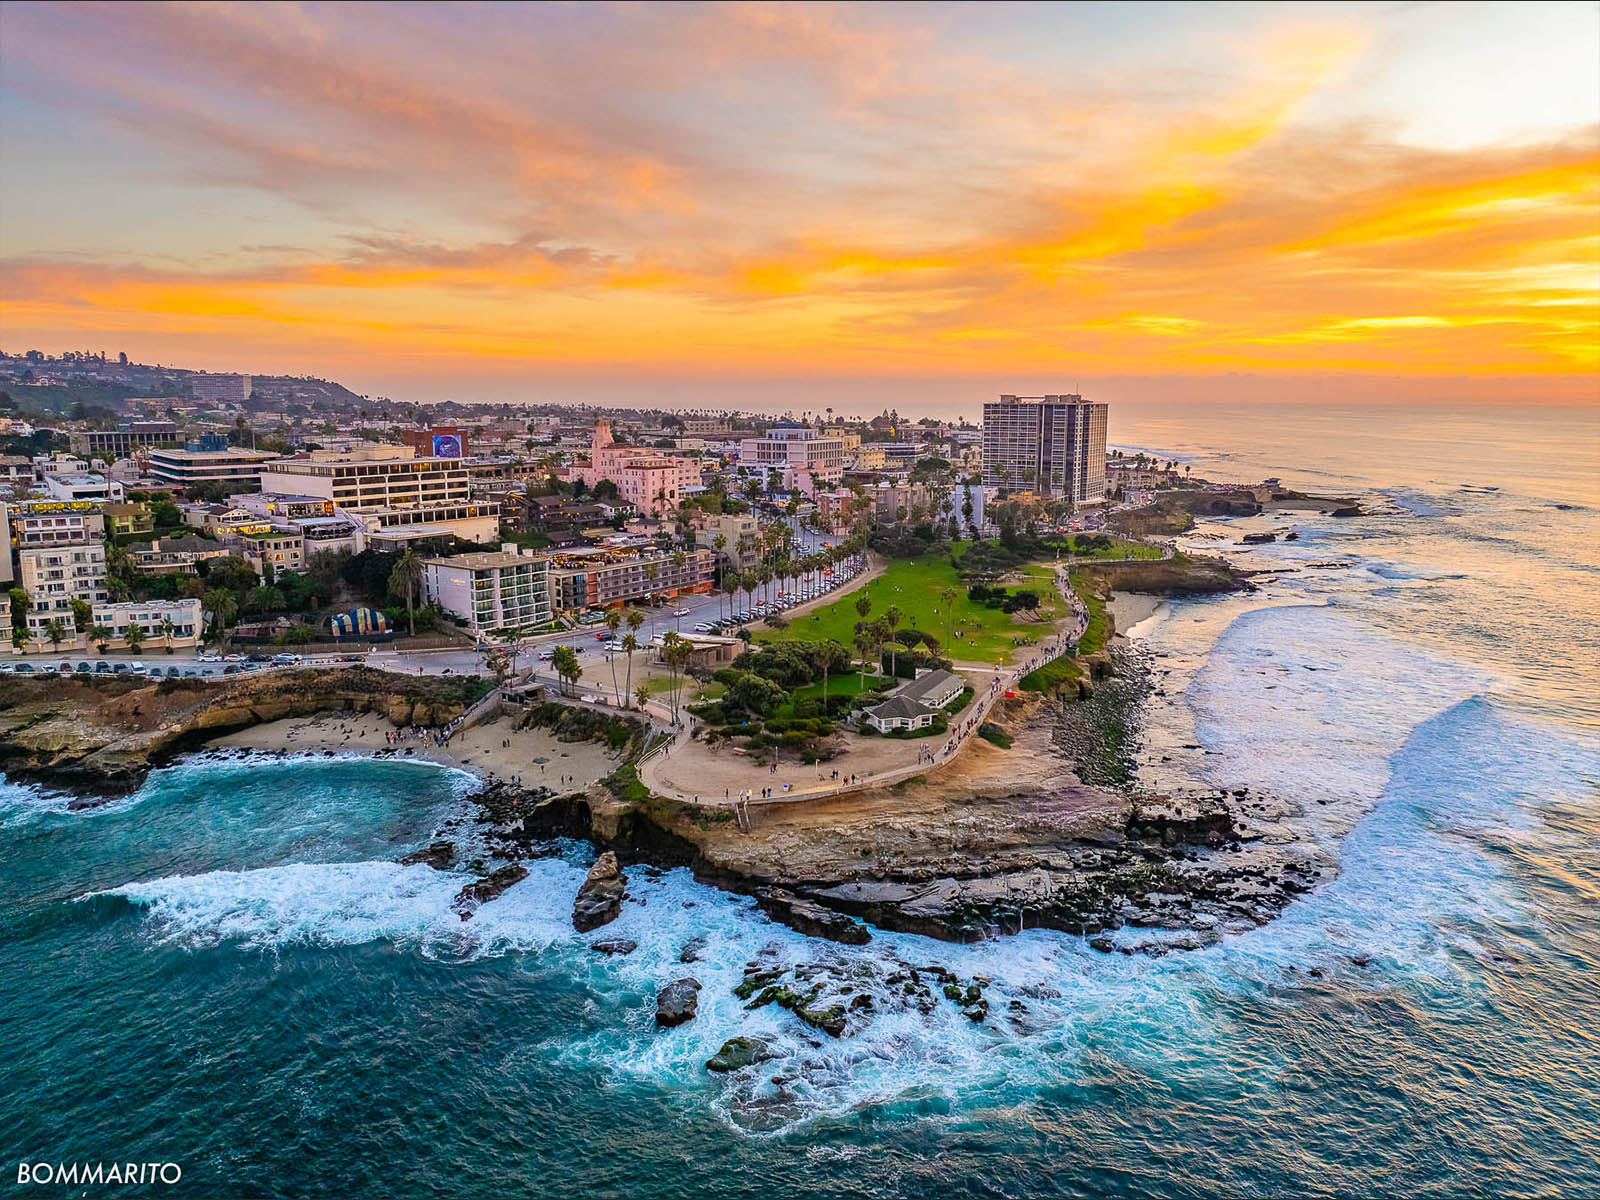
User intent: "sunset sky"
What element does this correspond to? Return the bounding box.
[0,1,1596,408]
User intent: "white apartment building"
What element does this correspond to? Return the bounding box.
[261,445,498,548]
[90,598,203,650]
[422,547,553,635]
[18,542,107,648]
[980,394,1109,504]
[5,500,107,551]
[148,446,282,489]
[738,427,844,495]
[190,373,252,405]
[41,472,123,503]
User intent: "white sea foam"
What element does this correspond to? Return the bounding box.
[99,860,471,951]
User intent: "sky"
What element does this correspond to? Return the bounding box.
[0,1,1596,411]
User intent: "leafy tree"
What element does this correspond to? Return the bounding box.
[8,588,30,631]
[68,597,93,632]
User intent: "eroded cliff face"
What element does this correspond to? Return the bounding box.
[0,667,483,794]
[473,695,1328,951]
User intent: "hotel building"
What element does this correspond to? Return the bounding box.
[567,421,702,517]
[422,548,553,634]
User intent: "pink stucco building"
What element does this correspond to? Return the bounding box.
[567,421,702,517]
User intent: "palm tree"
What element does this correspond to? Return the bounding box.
[853,628,875,676]
[202,588,238,645]
[45,618,67,653]
[854,592,872,625]
[620,633,640,705]
[604,609,623,702]
[88,623,114,654]
[816,639,848,713]
[711,534,727,615]
[124,623,146,655]
[940,586,959,647]
[884,605,902,678]
[634,681,651,711]
[389,548,423,636]
[160,616,177,654]
[550,644,581,696]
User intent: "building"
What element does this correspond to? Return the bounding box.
[41,472,122,503]
[89,598,203,650]
[103,502,154,538]
[148,436,281,490]
[128,535,233,575]
[67,422,180,458]
[738,427,844,495]
[260,443,469,507]
[862,668,965,732]
[6,499,107,552]
[17,542,107,648]
[980,394,1108,504]
[567,421,702,517]
[694,511,761,571]
[545,546,716,611]
[812,487,871,534]
[422,548,553,634]
[400,426,468,459]
[229,528,305,574]
[190,373,252,405]
[260,444,498,548]
[866,480,932,524]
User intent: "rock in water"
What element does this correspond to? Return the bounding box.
[678,935,708,963]
[591,938,637,956]
[572,850,625,932]
[706,1036,775,1073]
[399,840,454,869]
[451,863,528,920]
[655,978,702,1027]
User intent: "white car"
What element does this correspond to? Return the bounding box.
[673,608,690,617]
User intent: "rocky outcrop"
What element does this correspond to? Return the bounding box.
[0,668,484,795]
[754,887,870,945]
[655,978,701,1026]
[399,840,455,869]
[591,937,637,956]
[452,863,528,919]
[1076,553,1254,597]
[706,1036,776,1073]
[1241,532,1277,544]
[571,851,626,932]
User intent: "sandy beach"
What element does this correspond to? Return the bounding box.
[1107,591,1164,637]
[210,711,620,791]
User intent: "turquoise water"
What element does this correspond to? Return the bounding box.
[4,401,1599,1197]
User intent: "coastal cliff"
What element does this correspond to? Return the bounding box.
[474,692,1326,951]
[0,667,488,795]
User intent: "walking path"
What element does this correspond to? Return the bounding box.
[638,562,1091,820]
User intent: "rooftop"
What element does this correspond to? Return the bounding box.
[423,551,538,570]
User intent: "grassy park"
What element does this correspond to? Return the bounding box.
[759,546,1067,665]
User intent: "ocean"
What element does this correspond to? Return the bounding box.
[3,400,1597,1198]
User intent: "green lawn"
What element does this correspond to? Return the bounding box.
[758,548,1062,665]
[1062,536,1163,562]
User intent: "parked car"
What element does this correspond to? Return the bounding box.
[166,666,182,678]
[673,608,690,617]
[246,653,270,663]
[75,662,91,672]
[94,662,111,673]
[271,654,300,665]
[223,665,241,675]
[14,663,35,674]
